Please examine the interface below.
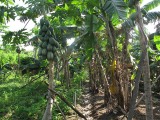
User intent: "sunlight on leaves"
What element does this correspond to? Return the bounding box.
[154,35,160,50]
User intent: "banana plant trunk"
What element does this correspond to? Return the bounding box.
[96,50,111,105]
[122,31,131,111]
[42,61,55,120]
[136,3,153,120]
[64,58,70,88]
[88,56,96,92]
[33,47,38,59]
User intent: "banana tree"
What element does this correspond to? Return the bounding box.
[123,0,160,119]
[98,0,130,110]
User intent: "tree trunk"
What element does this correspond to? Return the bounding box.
[122,31,131,111]
[63,54,70,88]
[96,50,111,105]
[127,50,146,120]
[33,47,37,58]
[136,2,153,120]
[127,2,154,120]
[88,62,92,90]
[64,59,70,88]
[42,61,55,120]
[98,64,104,88]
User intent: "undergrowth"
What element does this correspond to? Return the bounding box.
[0,69,86,120]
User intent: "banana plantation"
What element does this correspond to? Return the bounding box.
[0,0,160,120]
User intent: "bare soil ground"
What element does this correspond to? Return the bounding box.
[133,93,160,120]
[67,84,160,120]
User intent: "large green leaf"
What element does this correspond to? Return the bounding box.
[122,10,160,30]
[0,5,17,23]
[20,0,55,21]
[141,0,160,13]
[2,29,30,46]
[103,0,127,20]
[144,11,160,23]
[122,12,136,29]
[154,35,160,50]
[0,6,5,23]
[67,31,97,60]
[0,0,14,5]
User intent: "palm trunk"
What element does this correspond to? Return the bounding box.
[42,61,55,120]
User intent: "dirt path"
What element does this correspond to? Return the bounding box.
[67,83,122,120]
[78,87,94,120]
[66,84,94,120]
[67,84,160,120]
[76,83,108,120]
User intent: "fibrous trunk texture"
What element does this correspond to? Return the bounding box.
[128,2,153,120]
[136,3,153,120]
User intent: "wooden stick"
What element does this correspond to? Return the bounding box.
[45,82,87,120]
[50,88,87,120]
[54,101,67,120]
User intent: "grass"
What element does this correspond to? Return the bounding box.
[0,49,87,119]
[0,73,47,120]
[0,69,86,120]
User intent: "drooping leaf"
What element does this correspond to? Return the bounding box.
[141,0,160,14]
[143,11,160,23]
[122,10,160,30]
[122,12,136,29]
[103,0,127,20]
